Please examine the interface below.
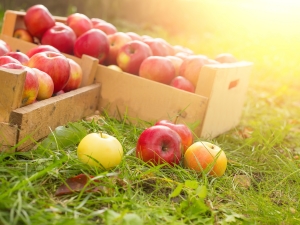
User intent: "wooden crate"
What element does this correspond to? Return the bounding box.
[0,35,100,152]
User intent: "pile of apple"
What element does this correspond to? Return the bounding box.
[76,119,227,177]
[0,39,83,106]
[14,4,238,94]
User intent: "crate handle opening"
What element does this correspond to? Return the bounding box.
[228,79,239,89]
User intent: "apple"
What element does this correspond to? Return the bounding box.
[0,42,10,57]
[6,52,30,65]
[179,55,208,87]
[24,4,55,39]
[139,56,176,84]
[126,32,143,41]
[0,56,22,66]
[41,22,76,54]
[91,18,107,27]
[173,45,194,55]
[93,21,117,35]
[0,40,11,52]
[105,32,132,66]
[155,38,175,56]
[27,51,70,93]
[32,68,54,100]
[166,56,183,76]
[155,120,193,153]
[184,141,227,177]
[74,28,109,64]
[53,90,65,96]
[13,28,34,43]
[63,58,83,92]
[77,133,124,169]
[143,38,170,57]
[116,40,153,75]
[174,52,191,61]
[170,76,195,93]
[0,63,39,106]
[215,53,238,63]
[66,13,93,38]
[26,45,60,58]
[136,125,182,166]
[107,64,123,72]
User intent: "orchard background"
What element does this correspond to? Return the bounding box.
[1,0,300,224]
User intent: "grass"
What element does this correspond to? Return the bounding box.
[1,1,300,224]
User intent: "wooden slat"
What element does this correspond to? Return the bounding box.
[0,122,18,152]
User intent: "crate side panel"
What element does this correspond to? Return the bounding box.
[0,122,18,152]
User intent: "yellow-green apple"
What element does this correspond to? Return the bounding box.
[93,21,117,35]
[26,45,60,58]
[32,68,54,100]
[0,63,39,106]
[77,133,124,169]
[41,22,76,54]
[184,141,227,177]
[166,55,183,76]
[215,53,238,63]
[6,52,30,65]
[24,4,55,40]
[0,56,22,66]
[143,38,170,57]
[139,56,176,84]
[126,32,142,41]
[63,58,83,92]
[107,64,123,72]
[136,125,182,166]
[74,28,109,65]
[27,51,70,93]
[116,40,152,75]
[66,13,93,38]
[13,28,34,43]
[106,32,132,65]
[179,55,209,87]
[155,120,193,153]
[170,76,195,93]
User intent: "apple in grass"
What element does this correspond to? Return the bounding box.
[13,28,34,43]
[74,28,109,65]
[27,51,70,93]
[155,120,193,153]
[41,22,76,54]
[26,45,60,58]
[66,13,93,38]
[105,32,132,65]
[0,63,39,106]
[136,125,182,166]
[6,52,30,65]
[184,141,227,177]
[170,76,195,93]
[0,56,22,66]
[139,56,176,84]
[77,133,124,169]
[24,4,55,40]
[116,40,152,75]
[32,68,54,100]
[63,58,83,92]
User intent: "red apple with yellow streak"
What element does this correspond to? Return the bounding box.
[32,68,54,100]
[66,13,93,38]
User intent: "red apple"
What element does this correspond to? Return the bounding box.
[74,28,109,64]
[32,68,54,100]
[27,51,70,93]
[6,52,30,65]
[179,55,208,87]
[173,45,194,55]
[166,56,183,76]
[126,32,142,41]
[170,76,195,93]
[24,4,55,39]
[139,56,176,84]
[136,125,182,166]
[106,32,132,65]
[0,42,10,56]
[66,13,93,38]
[0,56,22,66]
[26,45,60,58]
[143,38,170,57]
[93,21,117,35]
[13,28,34,43]
[184,141,227,177]
[0,63,39,106]
[91,18,107,27]
[0,40,11,52]
[155,120,193,153]
[215,53,238,63]
[63,58,83,92]
[116,40,152,75]
[41,23,76,54]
